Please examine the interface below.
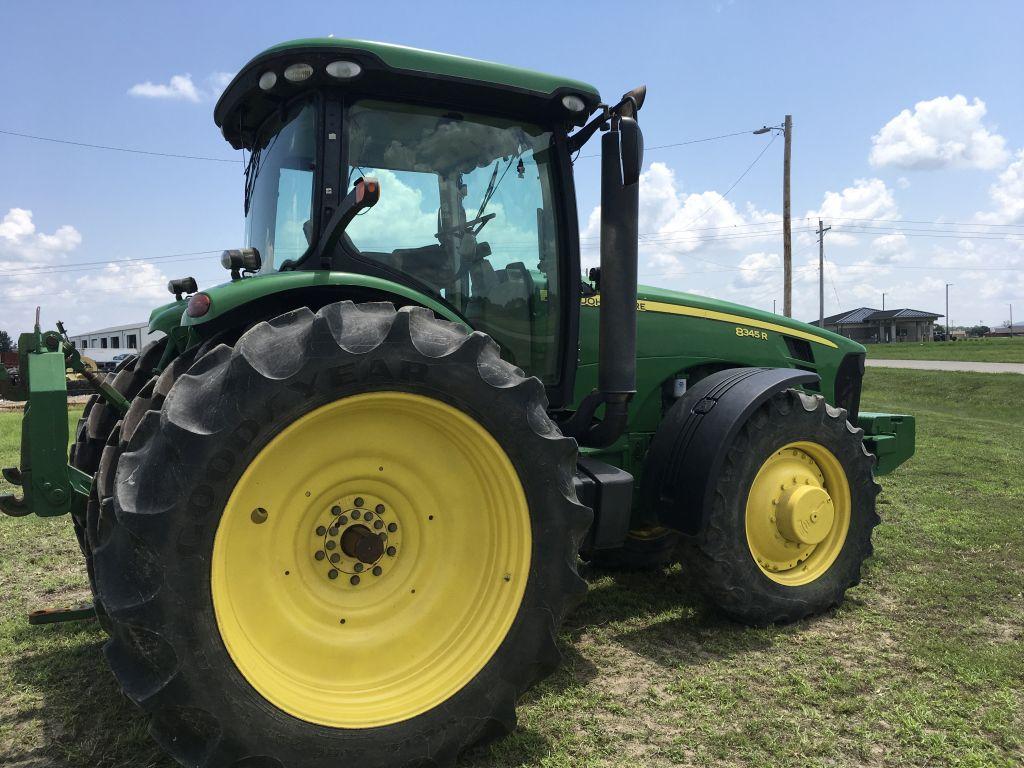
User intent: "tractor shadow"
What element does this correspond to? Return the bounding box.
[3,619,171,768]
[570,561,805,668]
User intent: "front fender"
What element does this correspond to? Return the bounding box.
[643,366,819,534]
[181,271,466,329]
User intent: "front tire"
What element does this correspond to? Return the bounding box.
[684,389,880,625]
[93,302,590,767]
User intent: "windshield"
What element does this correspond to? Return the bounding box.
[245,100,316,269]
[345,100,563,384]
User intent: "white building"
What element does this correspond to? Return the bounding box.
[68,322,163,364]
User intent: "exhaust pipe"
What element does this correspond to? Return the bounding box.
[563,88,644,448]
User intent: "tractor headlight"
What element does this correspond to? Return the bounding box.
[258,71,277,90]
[326,60,362,79]
[561,94,586,113]
[284,63,314,82]
[221,248,262,277]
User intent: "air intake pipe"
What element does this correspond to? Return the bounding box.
[563,87,644,448]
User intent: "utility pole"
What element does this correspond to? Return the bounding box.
[817,219,831,327]
[945,283,952,341]
[773,299,777,314]
[783,114,793,317]
[882,292,886,311]
[1011,304,1015,338]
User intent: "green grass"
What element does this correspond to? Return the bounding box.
[865,336,1024,363]
[2,374,1023,767]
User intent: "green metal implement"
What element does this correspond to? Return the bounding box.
[0,314,123,518]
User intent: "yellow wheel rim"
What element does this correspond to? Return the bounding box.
[745,441,851,586]
[211,392,531,728]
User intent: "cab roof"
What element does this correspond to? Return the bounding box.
[215,38,602,149]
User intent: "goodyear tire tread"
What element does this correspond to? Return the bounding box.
[92,301,589,768]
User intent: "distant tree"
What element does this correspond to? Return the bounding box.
[0,330,13,354]
[968,325,991,337]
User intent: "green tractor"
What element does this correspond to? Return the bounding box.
[0,39,914,768]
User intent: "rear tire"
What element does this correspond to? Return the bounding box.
[92,301,590,768]
[682,389,880,625]
[68,339,165,610]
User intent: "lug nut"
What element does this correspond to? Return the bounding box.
[352,510,361,520]
[363,512,374,522]
[316,525,326,536]
[315,550,326,561]
[354,497,364,507]
[354,562,364,573]
[329,569,339,579]
[331,506,342,516]
[350,575,360,585]
[387,523,397,533]
[338,516,348,525]
[375,504,385,514]
[330,553,341,564]
[326,540,336,550]
[372,566,382,576]
[374,520,383,530]
[386,546,396,557]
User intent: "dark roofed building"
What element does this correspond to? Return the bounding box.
[810,307,943,343]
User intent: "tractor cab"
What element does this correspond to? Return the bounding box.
[213,39,643,424]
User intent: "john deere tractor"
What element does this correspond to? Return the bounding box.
[0,39,914,768]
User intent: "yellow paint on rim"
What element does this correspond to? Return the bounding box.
[745,442,851,586]
[581,295,838,348]
[211,392,531,728]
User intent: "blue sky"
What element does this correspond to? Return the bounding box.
[2,0,1022,335]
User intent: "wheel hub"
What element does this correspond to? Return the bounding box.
[312,494,400,584]
[775,484,834,545]
[744,442,852,586]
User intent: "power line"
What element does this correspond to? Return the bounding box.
[579,128,764,159]
[677,134,778,230]
[0,128,242,164]
[0,250,222,278]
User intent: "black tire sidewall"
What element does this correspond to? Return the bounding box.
[700,394,876,615]
[106,306,585,766]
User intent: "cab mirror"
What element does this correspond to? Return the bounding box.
[619,117,644,186]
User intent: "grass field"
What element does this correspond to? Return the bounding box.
[2,370,1022,767]
[865,336,1024,363]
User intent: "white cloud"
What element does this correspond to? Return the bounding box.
[129,73,201,102]
[128,71,235,103]
[896,176,911,189]
[0,207,81,263]
[0,207,174,335]
[804,178,898,245]
[977,149,1024,225]
[76,261,169,301]
[582,162,779,277]
[869,95,1008,170]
